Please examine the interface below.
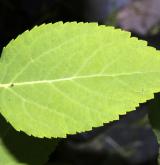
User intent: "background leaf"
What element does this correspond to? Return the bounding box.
[148,94,160,164]
[0,22,160,138]
[0,114,57,165]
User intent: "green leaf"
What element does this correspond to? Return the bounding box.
[0,22,160,138]
[0,116,57,165]
[0,114,57,165]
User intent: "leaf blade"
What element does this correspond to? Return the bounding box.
[0,22,160,138]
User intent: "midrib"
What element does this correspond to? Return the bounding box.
[0,71,156,88]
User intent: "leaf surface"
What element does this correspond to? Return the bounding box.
[0,22,160,138]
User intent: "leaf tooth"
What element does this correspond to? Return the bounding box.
[130,37,156,52]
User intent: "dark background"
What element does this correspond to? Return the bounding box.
[0,0,160,165]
